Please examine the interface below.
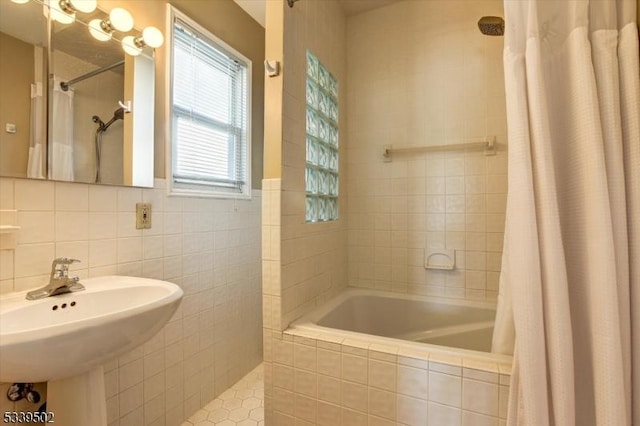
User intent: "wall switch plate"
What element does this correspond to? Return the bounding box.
[136,203,152,229]
[5,123,16,134]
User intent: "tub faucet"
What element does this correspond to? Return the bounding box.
[25,258,85,300]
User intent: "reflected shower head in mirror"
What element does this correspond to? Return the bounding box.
[93,107,125,183]
[92,115,105,129]
[93,107,125,133]
[113,107,125,121]
[478,16,504,36]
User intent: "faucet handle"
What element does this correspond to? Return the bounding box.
[54,258,81,265]
[50,258,81,279]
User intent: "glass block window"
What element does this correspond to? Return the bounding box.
[305,51,338,222]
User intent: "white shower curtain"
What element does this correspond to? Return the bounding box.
[27,81,45,179]
[49,78,75,181]
[492,0,640,425]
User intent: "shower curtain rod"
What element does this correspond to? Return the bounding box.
[60,60,125,92]
[382,136,496,162]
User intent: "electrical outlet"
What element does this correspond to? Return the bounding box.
[136,203,152,229]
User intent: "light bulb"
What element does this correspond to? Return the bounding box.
[122,36,142,56]
[68,0,96,13]
[50,0,75,24]
[109,7,134,32]
[10,0,31,4]
[89,19,112,41]
[142,26,164,48]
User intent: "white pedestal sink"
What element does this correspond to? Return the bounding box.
[0,276,183,426]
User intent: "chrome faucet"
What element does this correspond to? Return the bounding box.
[25,258,85,300]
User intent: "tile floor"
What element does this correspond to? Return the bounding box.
[181,364,264,426]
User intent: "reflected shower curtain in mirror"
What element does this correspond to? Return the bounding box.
[49,78,74,181]
[492,0,640,425]
[26,81,44,179]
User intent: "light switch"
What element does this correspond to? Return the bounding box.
[5,123,16,134]
[136,203,152,229]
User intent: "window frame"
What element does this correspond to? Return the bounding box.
[165,4,252,199]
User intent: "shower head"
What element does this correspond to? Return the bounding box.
[113,107,125,121]
[478,16,504,36]
[92,115,105,128]
[95,107,125,132]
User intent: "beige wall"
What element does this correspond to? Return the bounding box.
[263,0,284,179]
[0,33,32,178]
[100,0,265,188]
[346,0,507,302]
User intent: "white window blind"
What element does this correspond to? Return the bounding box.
[170,15,249,194]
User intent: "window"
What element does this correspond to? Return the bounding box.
[167,6,251,198]
[305,51,339,222]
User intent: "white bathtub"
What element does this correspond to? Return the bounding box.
[275,289,512,423]
[291,288,512,364]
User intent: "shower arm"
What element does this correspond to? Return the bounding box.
[60,60,125,92]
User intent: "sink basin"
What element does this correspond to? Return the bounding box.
[0,275,183,383]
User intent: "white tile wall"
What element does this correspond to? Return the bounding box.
[275,0,349,328]
[262,0,349,416]
[346,0,507,302]
[0,177,262,426]
[264,0,510,424]
[265,330,510,425]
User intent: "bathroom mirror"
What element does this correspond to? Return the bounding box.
[0,0,155,187]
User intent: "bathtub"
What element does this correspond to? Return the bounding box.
[290,288,512,364]
[270,288,512,424]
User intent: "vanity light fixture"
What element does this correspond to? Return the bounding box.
[141,26,164,48]
[13,0,163,56]
[48,0,75,24]
[59,0,96,14]
[88,18,112,41]
[88,7,134,42]
[108,7,134,32]
[120,26,164,56]
[36,0,95,26]
[121,35,142,56]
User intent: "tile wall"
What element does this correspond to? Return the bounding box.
[265,329,510,426]
[346,0,508,301]
[278,0,349,328]
[0,177,262,426]
[263,0,349,422]
[261,0,349,333]
[264,1,510,424]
